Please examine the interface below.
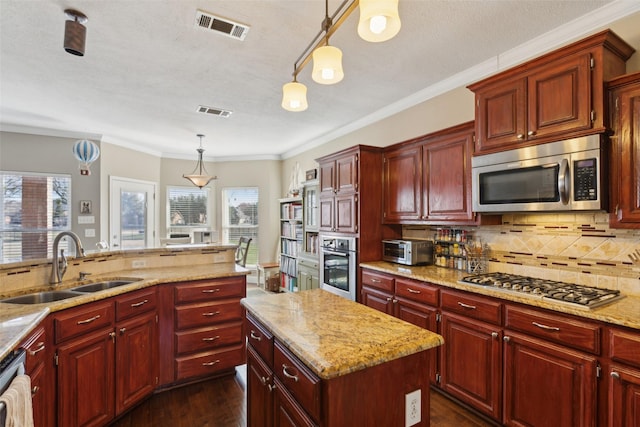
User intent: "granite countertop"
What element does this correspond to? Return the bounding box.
[241,288,444,380]
[0,263,248,360]
[360,261,640,330]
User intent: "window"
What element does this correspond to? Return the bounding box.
[167,186,210,236]
[1,171,72,262]
[221,187,258,266]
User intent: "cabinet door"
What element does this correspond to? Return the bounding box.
[318,161,335,196]
[503,331,597,427]
[361,286,394,315]
[382,145,422,222]
[20,323,54,427]
[273,378,317,427]
[475,76,527,152]
[423,127,474,222]
[115,311,158,415]
[440,312,502,421]
[609,77,640,227]
[334,193,357,233]
[527,53,592,141]
[247,347,274,427]
[609,365,640,427]
[318,198,334,232]
[57,328,115,427]
[335,153,358,194]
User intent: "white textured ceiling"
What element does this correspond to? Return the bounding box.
[0,0,636,161]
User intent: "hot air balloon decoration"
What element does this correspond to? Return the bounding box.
[72,139,100,175]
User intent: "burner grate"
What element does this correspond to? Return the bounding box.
[460,272,622,309]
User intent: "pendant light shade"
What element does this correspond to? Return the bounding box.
[64,9,88,56]
[357,0,401,42]
[312,45,344,84]
[282,81,308,112]
[183,134,217,188]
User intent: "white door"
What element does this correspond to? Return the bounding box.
[110,177,156,249]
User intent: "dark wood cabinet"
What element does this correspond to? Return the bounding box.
[608,365,640,427]
[159,276,246,386]
[607,71,640,228]
[503,331,598,427]
[469,29,634,154]
[382,122,500,225]
[19,318,54,427]
[440,293,503,421]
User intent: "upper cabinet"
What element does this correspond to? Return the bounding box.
[607,71,640,228]
[383,122,500,225]
[469,29,634,155]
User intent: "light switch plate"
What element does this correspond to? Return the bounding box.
[84,228,95,238]
[78,215,95,224]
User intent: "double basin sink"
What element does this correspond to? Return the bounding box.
[0,279,142,305]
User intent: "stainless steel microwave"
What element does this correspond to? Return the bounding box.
[382,239,433,266]
[471,135,606,213]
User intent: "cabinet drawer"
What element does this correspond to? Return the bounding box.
[175,343,244,380]
[441,289,502,325]
[115,287,157,321]
[175,321,243,355]
[54,300,114,344]
[505,305,600,354]
[361,270,394,292]
[174,278,245,304]
[175,300,242,330]
[20,326,47,372]
[609,327,640,368]
[245,314,274,366]
[395,278,438,306]
[274,340,321,423]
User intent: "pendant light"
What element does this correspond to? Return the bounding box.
[312,0,344,85]
[282,78,308,112]
[357,0,401,42]
[64,9,88,56]
[183,134,217,188]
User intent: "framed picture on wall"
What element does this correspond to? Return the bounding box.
[80,200,92,215]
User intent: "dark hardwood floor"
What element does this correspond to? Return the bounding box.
[111,365,495,427]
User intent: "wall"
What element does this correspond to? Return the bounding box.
[0,131,101,248]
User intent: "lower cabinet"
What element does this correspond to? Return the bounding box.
[19,318,54,427]
[297,256,319,292]
[606,326,640,427]
[55,288,158,427]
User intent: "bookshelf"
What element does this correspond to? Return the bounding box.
[279,197,303,292]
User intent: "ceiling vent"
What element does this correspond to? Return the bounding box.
[197,105,233,118]
[194,10,250,41]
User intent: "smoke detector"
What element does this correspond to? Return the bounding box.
[194,10,250,41]
[197,105,233,118]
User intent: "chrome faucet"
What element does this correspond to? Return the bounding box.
[50,231,85,284]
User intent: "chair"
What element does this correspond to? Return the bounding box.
[235,237,252,267]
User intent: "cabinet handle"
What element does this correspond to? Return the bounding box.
[503,336,511,343]
[201,289,220,293]
[202,336,220,342]
[407,288,421,294]
[532,321,560,332]
[202,360,220,366]
[250,331,262,341]
[268,384,276,392]
[31,386,40,396]
[457,302,476,310]
[491,332,498,339]
[202,311,220,317]
[77,314,101,325]
[610,371,620,380]
[527,130,536,136]
[517,134,525,140]
[370,279,381,283]
[282,364,299,382]
[259,376,268,386]
[29,342,45,356]
[109,331,116,342]
[386,297,392,302]
[130,299,148,308]
[120,327,126,335]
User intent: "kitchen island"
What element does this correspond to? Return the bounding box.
[241,288,444,427]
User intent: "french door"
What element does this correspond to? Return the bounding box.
[109,177,156,249]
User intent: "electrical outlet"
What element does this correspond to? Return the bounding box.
[405,389,421,427]
[132,260,147,269]
[213,253,226,262]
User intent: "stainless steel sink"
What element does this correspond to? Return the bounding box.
[70,279,140,293]
[1,290,82,305]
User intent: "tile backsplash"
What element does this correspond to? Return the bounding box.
[403,213,640,297]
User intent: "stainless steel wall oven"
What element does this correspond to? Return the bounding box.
[319,235,357,300]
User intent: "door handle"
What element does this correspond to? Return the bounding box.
[558,158,570,205]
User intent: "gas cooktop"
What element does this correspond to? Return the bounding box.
[459,272,623,310]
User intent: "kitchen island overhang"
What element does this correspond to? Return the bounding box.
[242,288,444,426]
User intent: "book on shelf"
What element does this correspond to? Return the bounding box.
[281,201,303,220]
